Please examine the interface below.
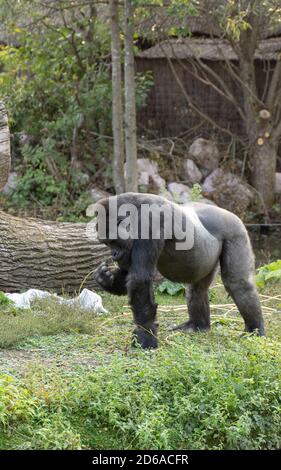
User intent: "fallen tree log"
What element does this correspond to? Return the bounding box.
[0,102,109,293]
[0,211,110,293]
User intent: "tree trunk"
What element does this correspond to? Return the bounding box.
[0,211,110,293]
[0,102,11,191]
[250,139,277,209]
[247,109,276,209]
[237,21,277,210]
[110,0,125,194]
[124,0,138,192]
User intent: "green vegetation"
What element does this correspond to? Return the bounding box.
[157,280,186,296]
[0,7,153,220]
[190,183,203,202]
[0,13,112,220]
[0,281,280,450]
[256,260,281,289]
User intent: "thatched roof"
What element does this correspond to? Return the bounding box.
[137,37,281,61]
[137,10,281,40]
[138,13,220,38]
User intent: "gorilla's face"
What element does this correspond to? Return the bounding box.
[111,244,125,262]
[96,195,136,270]
[108,241,132,269]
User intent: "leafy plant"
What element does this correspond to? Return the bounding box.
[191,183,203,202]
[157,280,186,296]
[0,292,12,306]
[256,260,281,289]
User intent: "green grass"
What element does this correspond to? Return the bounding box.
[0,282,280,450]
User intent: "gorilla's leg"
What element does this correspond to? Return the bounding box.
[220,236,265,336]
[95,262,128,295]
[173,269,217,332]
[128,275,158,349]
[127,240,163,349]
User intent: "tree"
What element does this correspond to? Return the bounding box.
[124,0,138,192]
[110,0,126,194]
[213,0,281,209]
[110,0,138,194]
[154,0,281,210]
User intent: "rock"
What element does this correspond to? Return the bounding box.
[275,173,281,194]
[90,187,110,203]
[189,138,220,173]
[200,198,217,206]
[183,159,202,184]
[158,188,174,202]
[167,182,192,204]
[86,188,111,217]
[75,172,90,186]
[136,158,166,193]
[202,168,253,217]
[1,172,18,195]
[18,133,37,147]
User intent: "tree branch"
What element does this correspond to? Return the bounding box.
[159,43,244,144]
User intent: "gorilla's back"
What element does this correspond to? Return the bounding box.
[184,202,247,241]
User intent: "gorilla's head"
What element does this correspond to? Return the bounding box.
[95,195,134,270]
[104,239,131,269]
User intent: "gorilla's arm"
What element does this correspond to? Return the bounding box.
[95,262,128,295]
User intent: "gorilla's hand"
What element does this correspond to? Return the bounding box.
[95,262,114,290]
[95,262,128,295]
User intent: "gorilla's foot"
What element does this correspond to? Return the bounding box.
[172,320,210,333]
[240,327,266,338]
[131,324,158,349]
[245,323,265,337]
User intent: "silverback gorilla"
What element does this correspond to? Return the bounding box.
[94,193,265,348]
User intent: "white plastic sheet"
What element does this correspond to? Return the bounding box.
[5,288,108,314]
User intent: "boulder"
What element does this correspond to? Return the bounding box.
[136,158,166,193]
[86,188,111,217]
[189,138,220,173]
[75,172,90,186]
[183,159,202,184]
[167,182,192,204]
[158,188,174,202]
[1,172,18,195]
[90,187,111,203]
[18,133,37,147]
[200,198,217,206]
[202,168,253,217]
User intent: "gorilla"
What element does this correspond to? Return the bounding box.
[94,192,265,349]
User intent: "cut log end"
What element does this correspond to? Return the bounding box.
[259,109,271,120]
